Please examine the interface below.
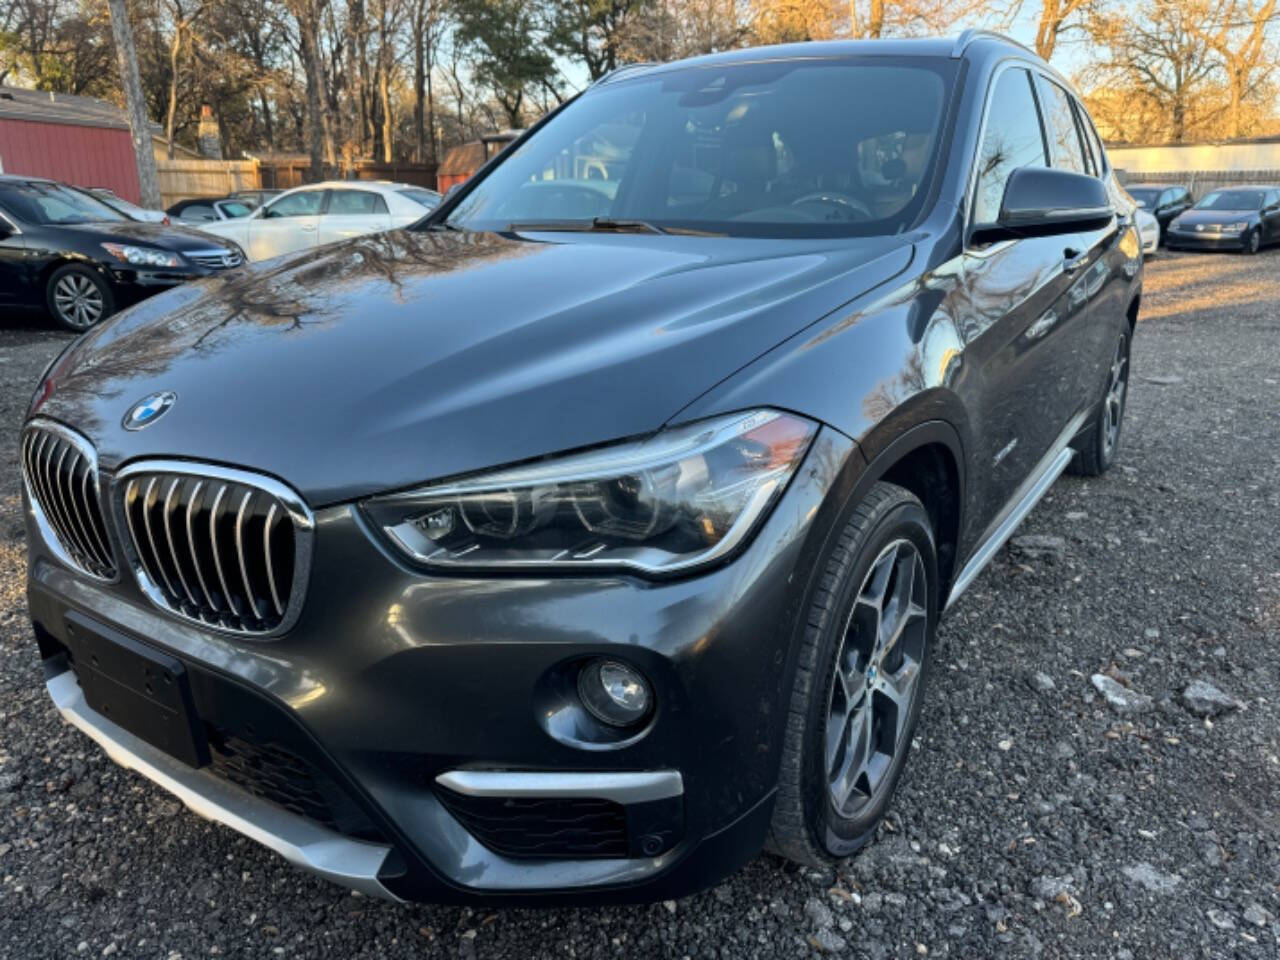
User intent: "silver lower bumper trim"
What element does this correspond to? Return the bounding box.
[436,769,683,805]
[47,670,401,902]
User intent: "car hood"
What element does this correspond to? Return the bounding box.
[35,228,913,505]
[58,220,236,251]
[1173,209,1259,227]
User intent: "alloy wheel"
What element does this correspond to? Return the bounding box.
[1247,230,1261,254]
[53,274,104,330]
[1102,334,1128,457]
[824,538,928,819]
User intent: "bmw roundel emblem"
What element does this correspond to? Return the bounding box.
[123,391,177,431]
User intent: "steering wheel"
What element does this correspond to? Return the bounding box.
[788,192,873,221]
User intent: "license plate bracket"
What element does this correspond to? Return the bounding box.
[62,612,210,768]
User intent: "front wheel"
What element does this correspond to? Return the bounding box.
[1244,228,1261,255]
[1070,328,1130,476]
[768,482,938,867]
[46,264,114,332]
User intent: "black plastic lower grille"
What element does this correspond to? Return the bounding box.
[435,789,629,859]
[207,727,384,842]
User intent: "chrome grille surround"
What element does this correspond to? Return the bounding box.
[113,461,313,636]
[20,421,117,581]
[187,249,244,270]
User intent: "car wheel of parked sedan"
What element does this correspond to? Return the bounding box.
[1070,328,1130,476]
[1244,228,1261,255]
[46,264,114,332]
[768,482,937,867]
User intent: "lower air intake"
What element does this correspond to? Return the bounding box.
[435,788,630,859]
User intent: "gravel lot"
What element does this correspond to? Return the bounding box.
[1,250,1278,959]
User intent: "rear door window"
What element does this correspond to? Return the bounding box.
[328,190,389,215]
[1036,77,1088,174]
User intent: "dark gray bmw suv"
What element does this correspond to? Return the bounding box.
[22,31,1140,904]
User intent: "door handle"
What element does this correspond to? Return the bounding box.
[1063,248,1088,274]
[300,224,317,232]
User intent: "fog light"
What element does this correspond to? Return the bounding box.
[578,659,652,727]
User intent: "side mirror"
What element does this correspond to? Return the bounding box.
[973,167,1113,243]
[445,183,462,198]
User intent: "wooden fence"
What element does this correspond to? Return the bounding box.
[156,158,259,208]
[1117,168,1280,201]
[154,156,438,207]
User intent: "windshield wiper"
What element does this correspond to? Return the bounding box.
[502,218,721,237]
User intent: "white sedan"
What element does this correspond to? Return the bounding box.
[1135,207,1161,257]
[196,181,439,262]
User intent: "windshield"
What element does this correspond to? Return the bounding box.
[446,57,954,238]
[218,201,253,218]
[1126,188,1160,208]
[1195,190,1263,211]
[0,181,128,225]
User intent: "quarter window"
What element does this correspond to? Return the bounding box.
[1037,78,1088,174]
[972,68,1047,225]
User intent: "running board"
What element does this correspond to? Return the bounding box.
[945,445,1076,611]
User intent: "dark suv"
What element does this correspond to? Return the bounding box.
[22,31,1139,904]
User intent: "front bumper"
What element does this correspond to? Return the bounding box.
[26,426,856,903]
[1165,229,1246,250]
[105,260,241,304]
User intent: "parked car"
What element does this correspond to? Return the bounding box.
[83,187,171,225]
[1135,207,1161,256]
[1165,186,1280,254]
[167,196,255,225]
[1124,183,1192,236]
[22,32,1140,904]
[0,175,246,330]
[196,180,438,261]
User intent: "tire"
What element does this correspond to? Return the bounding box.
[46,264,114,332]
[768,482,938,867]
[1243,228,1261,255]
[1069,327,1130,477]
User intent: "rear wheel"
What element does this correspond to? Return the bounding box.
[768,482,937,867]
[1070,328,1130,476]
[46,264,114,332]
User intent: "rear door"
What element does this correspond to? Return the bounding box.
[1038,75,1123,427]
[318,188,393,246]
[247,189,326,261]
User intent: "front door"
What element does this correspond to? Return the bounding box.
[248,189,326,261]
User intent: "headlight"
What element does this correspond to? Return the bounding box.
[1223,222,1248,232]
[363,409,817,574]
[101,243,183,267]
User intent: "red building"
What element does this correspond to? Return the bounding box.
[0,87,142,203]
[436,130,522,194]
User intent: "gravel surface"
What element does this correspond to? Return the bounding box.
[2,250,1279,959]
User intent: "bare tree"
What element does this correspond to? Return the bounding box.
[106,0,163,206]
[1194,0,1277,138]
[164,0,205,158]
[1086,1,1220,142]
[287,0,329,178]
